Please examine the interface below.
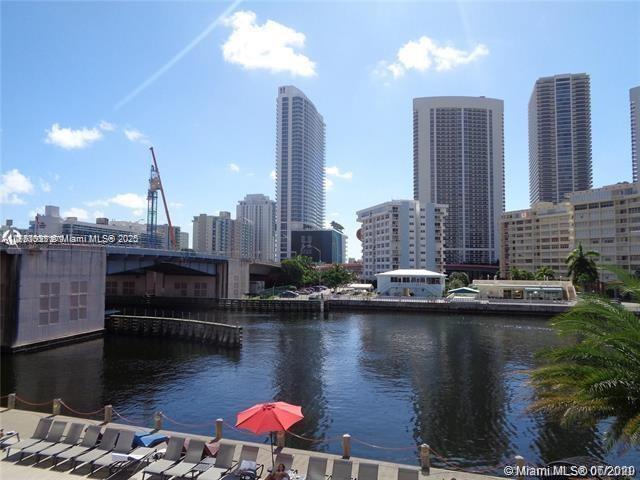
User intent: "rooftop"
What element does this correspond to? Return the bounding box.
[376,269,446,277]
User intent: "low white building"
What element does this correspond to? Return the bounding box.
[375,269,445,298]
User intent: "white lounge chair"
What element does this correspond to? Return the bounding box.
[71,427,119,471]
[162,438,206,479]
[142,435,186,480]
[51,424,101,466]
[34,422,84,464]
[198,442,237,480]
[4,417,53,458]
[17,420,67,460]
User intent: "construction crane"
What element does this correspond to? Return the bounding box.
[147,147,177,250]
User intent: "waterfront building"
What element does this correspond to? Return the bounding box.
[275,85,326,261]
[413,96,504,265]
[356,200,447,281]
[631,86,640,182]
[529,73,592,204]
[500,202,574,278]
[192,212,253,259]
[500,182,640,283]
[375,269,445,297]
[290,227,347,264]
[472,279,577,301]
[0,245,105,352]
[236,194,276,263]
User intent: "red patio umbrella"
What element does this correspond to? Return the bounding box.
[236,402,304,468]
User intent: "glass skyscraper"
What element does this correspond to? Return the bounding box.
[275,86,326,261]
[529,73,592,204]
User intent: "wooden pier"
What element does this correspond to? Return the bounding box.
[106,315,242,348]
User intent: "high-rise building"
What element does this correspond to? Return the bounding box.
[413,96,504,265]
[236,194,276,263]
[276,85,326,261]
[192,214,214,253]
[192,212,253,259]
[290,228,347,264]
[356,200,447,281]
[529,73,592,204]
[630,86,640,182]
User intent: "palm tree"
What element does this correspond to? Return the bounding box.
[531,269,640,446]
[566,243,599,289]
[535,266,556,280]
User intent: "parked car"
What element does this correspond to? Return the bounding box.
[279,291,299,298]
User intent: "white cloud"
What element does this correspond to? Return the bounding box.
[93,210,106,219]
[62,207,89,221]
[228,163,240,173]
[124,128,150,144]
[270,170,276,181]
[28,206,45,219]
[109,193,147,210]
[45,123,103,149]
[0,169,34,204]
[53,173,61,182]
[39,179,51,193]
[222,10,316,77]
[99,120,116,131]
[375,36,489,80]
[85,199,110,208]
[169,201,184,208]
[326,166,353,180]
[325,177,334,191]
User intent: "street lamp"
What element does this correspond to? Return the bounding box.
[302,245,322,291]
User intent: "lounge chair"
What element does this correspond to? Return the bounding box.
[17,420,67,460]
[71,427,119,471]
[90,429,136,473]
[142,435,186,480]
[355,462,378,480]
[34,423,84,464]
[161,438,206,479]
[52,424,101,466]
[330,460,353,480]
[397,468,419,480]
[198,442,238,480]
[0,430,20,450]
[4,417,53,457]
[307,457,329,480]
[222,444,262,480]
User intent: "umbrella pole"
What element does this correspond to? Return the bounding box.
[270,432,275,469]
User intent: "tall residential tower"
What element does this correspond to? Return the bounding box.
[275,86,326,261]
[413,96,505,265]
[630,86,640,182]
[236,194,276,263]
[529,73,592,204]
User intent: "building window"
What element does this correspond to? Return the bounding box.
[70,281,88,321]
[122,281,135,296]
[106,281,117,296]
[39,282,60,325]
[194,282,208,297]
[175,282,188,297]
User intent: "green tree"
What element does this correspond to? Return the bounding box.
[510,267,535,280]
[531,270,640,446]
[566,243,600,290]
[280,255,314,287]
[535,266,556,280]
[321,264,356,289]
[448,272,470,287]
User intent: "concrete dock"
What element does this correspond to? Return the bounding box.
[0,409,503,480]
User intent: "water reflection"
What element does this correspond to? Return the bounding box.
[1,311,637,469]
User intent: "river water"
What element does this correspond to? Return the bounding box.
[1,311,638,471]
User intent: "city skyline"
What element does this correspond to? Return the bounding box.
[2,1,639,258]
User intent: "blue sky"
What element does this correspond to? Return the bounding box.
[1,1,639,258]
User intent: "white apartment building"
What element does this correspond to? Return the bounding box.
[529,73,592,204]
[500,202,574,278]
[236,194,276,263]
[356,200,446,281]
[276,85,326,261]
[192,212,253,259]
[413,96,504,265]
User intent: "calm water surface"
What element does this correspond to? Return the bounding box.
[2,311,638,471]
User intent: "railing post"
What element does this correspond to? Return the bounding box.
[154,411,163,430]
[104,405,113,423]
[276,431,285,448]
[7,393,16,410]
[215,418,223,440]
[52,398,61,415]
[515,455,525,480]
[420,444,430,474]
[342,433,351,459]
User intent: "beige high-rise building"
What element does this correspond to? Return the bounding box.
[500,182,640,282]
[500,202,573,278]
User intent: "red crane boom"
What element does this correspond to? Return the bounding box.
[149,146,177,250]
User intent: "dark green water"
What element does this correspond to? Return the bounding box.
[2,311,638,472]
